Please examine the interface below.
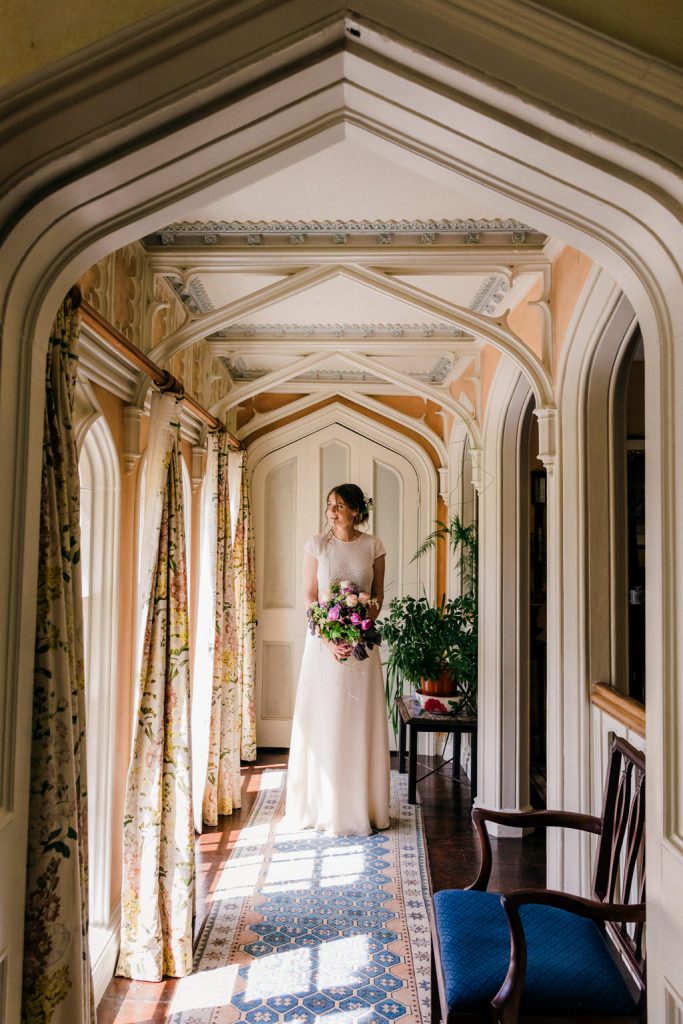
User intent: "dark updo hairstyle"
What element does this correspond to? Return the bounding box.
[327,483,370,525]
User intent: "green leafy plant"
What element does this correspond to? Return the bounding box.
[379,515,478,729]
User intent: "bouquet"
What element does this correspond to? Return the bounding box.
[307,580,382,661]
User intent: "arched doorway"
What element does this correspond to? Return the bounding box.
[249,405,437,746]
[1,9,682,1018]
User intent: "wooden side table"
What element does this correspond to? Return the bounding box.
[397,694,478,806]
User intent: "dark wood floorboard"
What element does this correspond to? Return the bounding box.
[98,749,545,1021]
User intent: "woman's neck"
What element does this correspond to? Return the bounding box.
[332,525,357,541]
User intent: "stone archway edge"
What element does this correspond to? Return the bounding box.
[1,6,683,1022]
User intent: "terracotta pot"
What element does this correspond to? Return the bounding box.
[420,668,457,696]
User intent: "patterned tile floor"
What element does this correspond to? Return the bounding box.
[169,771,431,1023]
[99,752,545,1023]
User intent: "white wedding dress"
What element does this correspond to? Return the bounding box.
[285,531,391,835]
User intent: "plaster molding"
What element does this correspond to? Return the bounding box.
[469,274,509,315]
[148,259,553,406]
[191,444,207,492]
[212,345,481,445]
[123,405,144,476]
[148,252,548,274]
[237,386,449,466]
[79,321,140,402]
[146,217,542,249]
[221,352,455,385]
[148,263,343,364]
[534,407,557,466]
[350,265,554,405]
[209,323,468,341]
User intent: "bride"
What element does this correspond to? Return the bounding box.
[285,483,391,835]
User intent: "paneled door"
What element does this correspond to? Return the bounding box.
[252,421,432,747]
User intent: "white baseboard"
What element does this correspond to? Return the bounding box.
[90,907,120,1006]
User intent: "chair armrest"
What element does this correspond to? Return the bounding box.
[467,808,602,891]
[491,890,645,1024]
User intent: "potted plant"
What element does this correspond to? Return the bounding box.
[379,516,477,729]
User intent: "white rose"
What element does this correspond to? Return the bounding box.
[345,594,359,607]
[339,580,352,590]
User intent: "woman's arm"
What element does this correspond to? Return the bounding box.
[303,552,319,606]
[304,552,351,659]
[370,554,385,618]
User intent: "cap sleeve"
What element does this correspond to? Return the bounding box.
[373,536,386,559]
[303,534,320,558]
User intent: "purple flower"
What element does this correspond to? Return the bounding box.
[350,611,362,625]
[327,605,341,620]
[361,618,373,630]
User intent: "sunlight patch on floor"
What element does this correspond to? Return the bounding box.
[169,963,240,1013]
[319,848,365,884]
[316,934,371,988]
[211,852,263,898]
[244,947,314,1000]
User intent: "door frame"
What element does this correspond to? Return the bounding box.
[247,402,438,602]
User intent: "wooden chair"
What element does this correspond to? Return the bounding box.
[431,734,646,1022]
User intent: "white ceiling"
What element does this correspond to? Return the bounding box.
[183,140,506,223]
[144,135,550,419]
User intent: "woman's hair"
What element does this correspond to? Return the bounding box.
[326,483,371,525]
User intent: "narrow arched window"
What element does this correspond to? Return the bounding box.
[181,453,192,609]
[78,416,121,967]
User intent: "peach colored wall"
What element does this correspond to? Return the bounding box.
[448,357,479,418]
[508,279,544,361]
[479,345,502,423]
[552,246,594,369]
[373,396,445,440]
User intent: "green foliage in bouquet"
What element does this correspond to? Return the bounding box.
[379,516,478,730]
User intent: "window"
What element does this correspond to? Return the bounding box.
[79,416,120,960]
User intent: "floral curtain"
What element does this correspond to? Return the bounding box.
[231,451,257,762]
[22,288,95,1024]
[116,431,195,981]
[202,432,241,825]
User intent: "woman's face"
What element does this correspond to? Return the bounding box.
[326,492,357,531]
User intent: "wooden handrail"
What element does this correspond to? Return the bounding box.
[81,300,240,448]
[590,682,645,738]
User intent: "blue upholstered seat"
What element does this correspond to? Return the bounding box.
[433,889,638,1016]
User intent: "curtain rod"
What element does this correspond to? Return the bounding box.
[80,300,241,449]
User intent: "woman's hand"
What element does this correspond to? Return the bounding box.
[325,638,353,661]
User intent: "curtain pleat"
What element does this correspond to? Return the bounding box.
[202,433,241,825]
[232,452,257,762]
[22,288,96,1024]
[117,435,194,981]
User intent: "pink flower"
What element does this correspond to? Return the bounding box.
[350,612,362,625]
[327,605,341,620]
[361,619,373,630]
[358,592,371,603]
[345,594,359,607]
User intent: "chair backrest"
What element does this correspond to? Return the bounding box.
[592,734,646,991]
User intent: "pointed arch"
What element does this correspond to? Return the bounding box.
[1,9,683,1017]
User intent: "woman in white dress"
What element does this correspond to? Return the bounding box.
[285,483,391,835]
